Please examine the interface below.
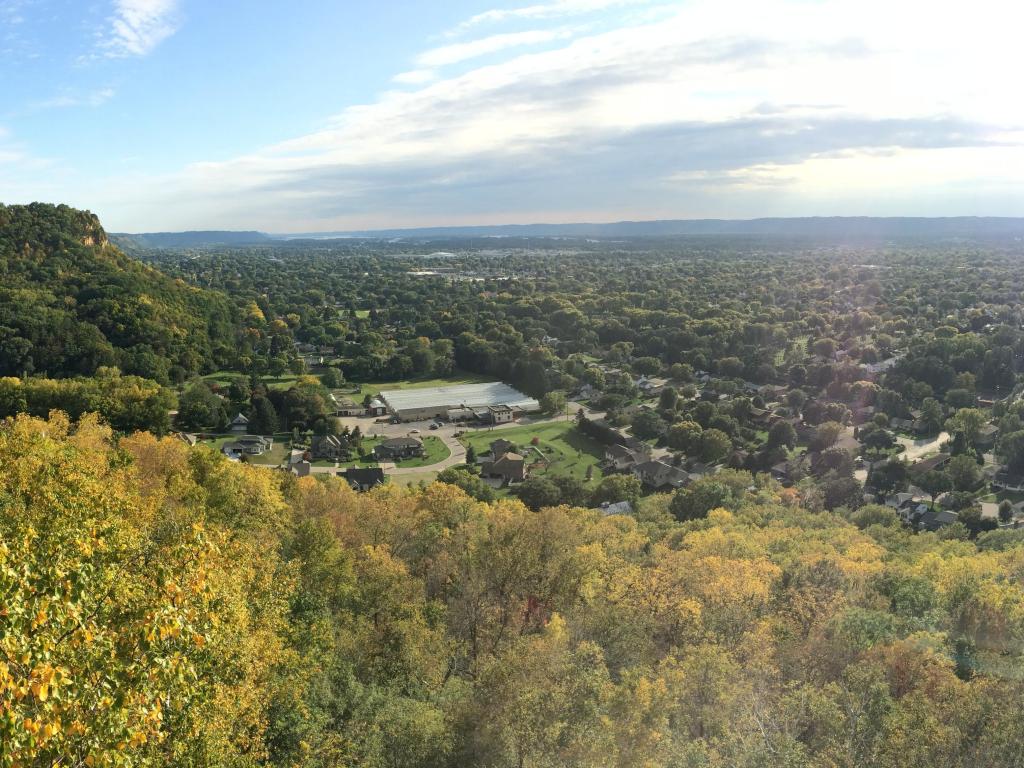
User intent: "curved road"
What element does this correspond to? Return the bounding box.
[314,402,603,477]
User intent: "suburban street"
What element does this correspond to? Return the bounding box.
[301,402,606,476]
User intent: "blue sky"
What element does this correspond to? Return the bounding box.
[2,0,1023,231]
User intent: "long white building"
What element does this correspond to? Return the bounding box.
[379,382,540,422]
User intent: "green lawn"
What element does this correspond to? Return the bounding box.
[199,371,303,391]
[354,309,371,318]
[392,436,450,467]
[198,435,290,466]
[459,421,605,484]
[335,435,448,469]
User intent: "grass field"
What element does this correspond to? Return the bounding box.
[200,371,303,391]
[459,421,604,484]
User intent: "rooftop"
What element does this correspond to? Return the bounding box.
[380,382,539,412]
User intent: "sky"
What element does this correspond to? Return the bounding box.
[1,0,1023,232]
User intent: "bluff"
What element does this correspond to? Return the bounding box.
[0,202,236,382]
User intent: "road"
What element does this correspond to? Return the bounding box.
[302,402,605,477]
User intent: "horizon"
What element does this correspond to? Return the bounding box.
[3,0,1023,231]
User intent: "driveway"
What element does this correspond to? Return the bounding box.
[897,431,949,461]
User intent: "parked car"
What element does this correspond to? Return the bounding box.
[429,423,440,430]
[409,428,421,434]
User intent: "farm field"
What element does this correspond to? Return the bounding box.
[459,421,605,484]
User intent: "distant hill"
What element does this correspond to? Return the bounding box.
[0,203,236,382]
[112,230,272,249]
[113,216,1024,246]
[321,216,1024,240]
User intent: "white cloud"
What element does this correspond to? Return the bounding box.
[33,88,116,110]
[451,0,650,33]
[417,28,576,68]
[393,69,438,85]
[102,0,179,58]
[80,0,1024,230]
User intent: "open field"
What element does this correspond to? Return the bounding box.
[459,421,605,484]
[200,371,303,390]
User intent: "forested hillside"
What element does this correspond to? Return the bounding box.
[3,411,1024,767]
[0,203,236,383]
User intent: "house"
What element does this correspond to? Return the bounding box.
[310,434,346,460]
[911,506,959,532]
[343,467,386,491]
[594,500,633,516]
[486,405,515,424]
[489,438,517,458]
[605,443,643,472]
[229,413,250,434]
[632,459,691,491]
[367,398,388,417]
[975,424,999,450]
[222,434,273,459]
[993,467,1024,492]
[481,451,528,483]
[374,436,424,460]
[637,376,669,396]
[748,407,772,427]
[174,432,199,447]
[290,460,311,477]
[908,453,951,478]
[332,396,365,417]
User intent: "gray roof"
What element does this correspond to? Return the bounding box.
[380,382,539,413]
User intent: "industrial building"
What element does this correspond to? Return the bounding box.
[379,382,540,423]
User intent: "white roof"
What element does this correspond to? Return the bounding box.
[381,382,539,413]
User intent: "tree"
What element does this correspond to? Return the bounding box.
[632,410,666,441]
[540,390,567,415]
[918,470,952,506]
[514,477,563,510]
[466,443,477,465]
[670,479,734,521]
[436,466,495,502]
[919,397,944,434]
[767,420,797,450]
[320,366,345,388]
[946,454,980,491]
[248,395,278,435]
[667,420,702,452]
[698,428,732,464]
[1000,430,1024,474]
[589,474,642,508]
[659,386,679,412]
[946,408,987,448]
[176,381,224,431]
[998,500,1013,524]
[809,421,843,452]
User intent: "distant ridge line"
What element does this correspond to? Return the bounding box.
[119,216,1024,246]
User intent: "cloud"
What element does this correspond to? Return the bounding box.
[32,88,116,110]
[393,69,437,85]
[417,28,576,68]
[451,0,650,33]
[82,0,1024,229]
[102,0,179,58]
